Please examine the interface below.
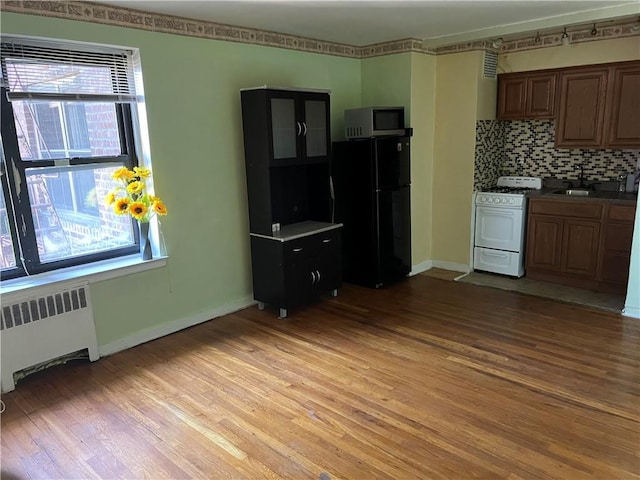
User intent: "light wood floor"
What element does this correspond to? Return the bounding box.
[2,276,639,479]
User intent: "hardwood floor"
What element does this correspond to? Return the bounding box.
[2,275,639,479]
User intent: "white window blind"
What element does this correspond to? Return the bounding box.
[1,38,137,103]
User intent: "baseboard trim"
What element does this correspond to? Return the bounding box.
[409,260,433,276]
[99,295,256,357]
[431,260,471,274]
[622,305,640,319]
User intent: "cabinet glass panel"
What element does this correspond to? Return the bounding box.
[304,100,327,158]
[271,98,297,159]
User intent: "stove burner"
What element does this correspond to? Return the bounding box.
[482,187,534,194]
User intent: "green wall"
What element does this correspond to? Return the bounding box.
[2,12,361,347]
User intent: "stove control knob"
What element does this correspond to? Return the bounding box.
[488,197,494,203]
[501,198,507,203]
[509,198,515,204]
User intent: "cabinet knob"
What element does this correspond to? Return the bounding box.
[316,270,321,282]
[293,247,304,252]
[296,122,302,136]
[302,122,307,136]
[311,271,317,284]
[322,238,332,243]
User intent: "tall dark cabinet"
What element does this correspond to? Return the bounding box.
[240,86,342,318]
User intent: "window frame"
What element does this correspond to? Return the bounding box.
[0,41,144,281]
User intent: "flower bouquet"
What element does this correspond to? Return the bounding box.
[105,166,167,221]
[105,166,167,259]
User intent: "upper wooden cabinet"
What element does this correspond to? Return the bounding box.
[497,72,557,119]
[555,67,609,148]
[604,63,640,149]
[555,60,640,149]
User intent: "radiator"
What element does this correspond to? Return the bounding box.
[1,284,99,393]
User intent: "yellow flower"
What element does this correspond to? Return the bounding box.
[112,167,135,181]
[127,181,144,195]
[129,201,148,220]
[134,166,151,178]
[114,197,130,215]
[105,166,168,223]
[152,200,168,216]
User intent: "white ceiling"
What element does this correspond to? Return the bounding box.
[98,1,639,47]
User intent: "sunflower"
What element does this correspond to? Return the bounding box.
[114,197,131,215]
[126,181,144,195]
[152,200,168,216]
[134,166,151,178]
[112,167,135,181]
[129,201,148,221]
[104,192,116,205]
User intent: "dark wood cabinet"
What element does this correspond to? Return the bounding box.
[555,60,640,148]
[242,88,330,168]
[555,67,609,148]
[526,197,603,288]
[242,88,333,236]
[497,72,556,119]
[604,63,640,148]
[600,204,636,293]
[561,219,600,277]
[526,196,635,293]
[526,215,563,271]
[249,224,341,318]
[526,204,601,283]
[241,87,341,317]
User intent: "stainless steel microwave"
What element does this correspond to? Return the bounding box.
[344,106,405,139]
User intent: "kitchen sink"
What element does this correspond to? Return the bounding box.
[551,189,591,196]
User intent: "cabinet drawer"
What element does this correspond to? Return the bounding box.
[283,228,339,257]
[529,199,603,219]
[607,204,635,222]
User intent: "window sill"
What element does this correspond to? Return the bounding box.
[0,255,167,298]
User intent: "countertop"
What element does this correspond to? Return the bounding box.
[250,221,343,242]
[530,189,638,204]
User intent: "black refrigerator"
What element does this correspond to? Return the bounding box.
[331,136,411,288]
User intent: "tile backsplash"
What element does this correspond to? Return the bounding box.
[475,119,639,190]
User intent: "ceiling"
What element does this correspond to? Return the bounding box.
[97,1,640,47]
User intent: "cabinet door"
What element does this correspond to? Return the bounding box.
[312,229,342,293]
[555,68,608,147]
[497,76,527,119]
[561,219,600,277]
[270,94,298,165]
[301,95,330,163]
[525,73,557,118]
[283,237,315,306]
[526,215,563,271]
[604,63,640,148]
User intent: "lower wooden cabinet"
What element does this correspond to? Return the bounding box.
[249,224,342,317]
[600,204,636,292]
[561,219,600,277]
[526,196,635,293]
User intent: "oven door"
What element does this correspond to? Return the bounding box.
[474,205,525,252]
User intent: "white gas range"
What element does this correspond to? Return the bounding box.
[474,176,542,277]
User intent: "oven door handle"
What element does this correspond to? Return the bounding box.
[477,207,521,215]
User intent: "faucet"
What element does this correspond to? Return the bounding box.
[577,164,587,188]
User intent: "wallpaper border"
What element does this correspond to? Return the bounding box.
[1,1,638,58]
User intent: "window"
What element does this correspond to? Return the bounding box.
[1,38,144,280]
